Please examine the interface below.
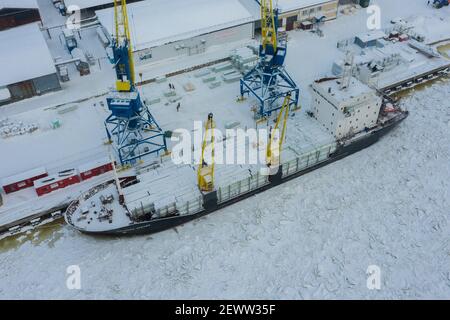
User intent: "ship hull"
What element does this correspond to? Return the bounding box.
[78,112,408,236]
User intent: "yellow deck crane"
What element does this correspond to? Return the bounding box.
[198,113,215,192]
[266,94,291,170]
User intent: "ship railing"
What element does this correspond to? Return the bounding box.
[64,180,115,226]
[148,143,337,219]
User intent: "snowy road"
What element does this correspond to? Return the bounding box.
[0,81,449,299]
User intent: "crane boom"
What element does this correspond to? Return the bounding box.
[113,0,135,91]
[198,113,215,192]
[261,0,277,53]
[267,94,291,168]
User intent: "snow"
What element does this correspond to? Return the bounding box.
[0,0,450,299]
[62,0,114,10]
[0,23,56,87]
[0,0,38,10]
[276,0,334,13]
[96,0,255,50]
[1,167,46,187]
[77,156,111,173]
[0,87,10,101]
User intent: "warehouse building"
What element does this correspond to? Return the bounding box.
[0,0,41,31]
[245,0,339,31]
[96,0,255,65]
[0,23,60,105]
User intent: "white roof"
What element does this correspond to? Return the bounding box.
[96,0,254,50]
[0,23,56,87]
[63,0,113,10]
[0,0,38,10]
[356,30,387,43]
[2,167,47,186]
[276,0,335,13]
[78,157,111,173]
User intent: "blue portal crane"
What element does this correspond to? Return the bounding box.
[105,0,167,165]
[240,0,299,118]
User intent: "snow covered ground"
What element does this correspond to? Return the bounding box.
[0,0,449,299]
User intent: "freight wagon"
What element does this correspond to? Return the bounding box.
[78,157,113,181]
[34,169,81,197]
[1,167,48,194]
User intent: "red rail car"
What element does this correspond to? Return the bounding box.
[34,169,81,197]
[2,167,48,194]
[78,157,113,181]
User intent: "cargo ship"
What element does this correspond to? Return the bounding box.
[64,75,409,236]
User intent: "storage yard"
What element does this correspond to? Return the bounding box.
[0,0,449,299]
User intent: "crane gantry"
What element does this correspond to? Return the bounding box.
[104,0,167,165]
[240,0,299,118]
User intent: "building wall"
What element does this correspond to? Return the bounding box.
[0,8,41,31]
[6,74,61,102]
[132,23,254,65]
[32,74,61,95]
[278,0,339,30]
[310,82,381,139]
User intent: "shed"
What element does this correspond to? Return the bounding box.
[0,23,60,104]
[355,30,387,48]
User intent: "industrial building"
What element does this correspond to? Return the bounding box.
[334,28,450,94]
[276,0,339,30]
[96,0,256,65]
[0,23,60,104]
[244,0,339,31]
[0,0,41,31]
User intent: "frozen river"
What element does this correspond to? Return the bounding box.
[1,80,449,299]
[0,0,449,299]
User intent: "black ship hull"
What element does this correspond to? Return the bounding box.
[80,112,408,236]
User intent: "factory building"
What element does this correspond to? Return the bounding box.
[277,0,339,30]
[0,23,60,104]
[96,0,255,65]
[0,0,41,31]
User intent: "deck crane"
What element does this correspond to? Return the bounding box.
[240,0,299,118]
[104,0,167,165]
[198,113,215,192]
[266,93,291,171]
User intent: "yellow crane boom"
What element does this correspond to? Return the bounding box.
[261,0,277,53]
[198,113,215,192]
[113,0,135,91]
[267,94,291,168]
